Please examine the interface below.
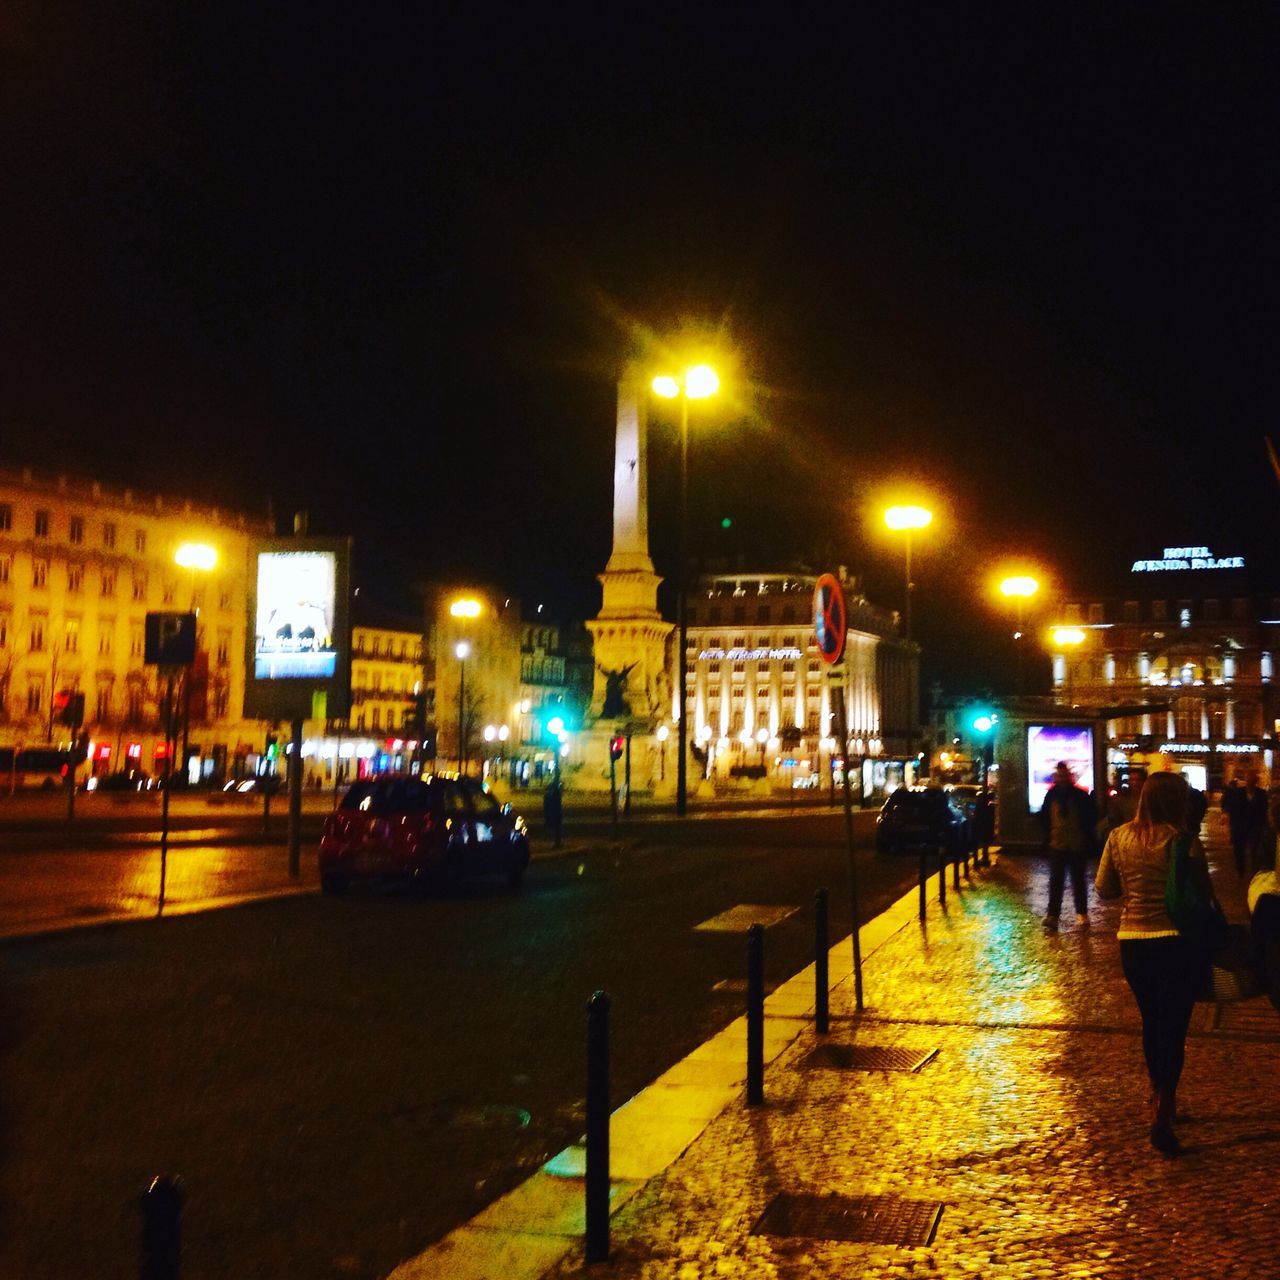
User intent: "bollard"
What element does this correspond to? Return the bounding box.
[918,849,927,920]
[585,991,610,1263]
[938,842,947,906]
[963,819,972,879]
[952,837,961,890]
[815,889,829,1036]
[140,1174,185,1280]
[746,923,764,1105]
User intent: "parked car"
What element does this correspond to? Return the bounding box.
[944,783,983,817]
[875,787,967,855]
[222,775,283,796]
[318,774,530,895]
[88,769,152,792]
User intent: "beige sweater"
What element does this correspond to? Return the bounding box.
[1095,821,1207,940]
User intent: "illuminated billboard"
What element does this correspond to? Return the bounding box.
[244,537,352,720]
[1026,724,1094,811]
[254,551,337,679]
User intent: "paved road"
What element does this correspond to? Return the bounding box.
[0,812,916,1280]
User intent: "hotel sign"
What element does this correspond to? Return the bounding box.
[1157,741,1260,754]
[1131,546,1244,573]
[698,646,803,662]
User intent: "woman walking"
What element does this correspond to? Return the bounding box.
[1095,771,1217,1154]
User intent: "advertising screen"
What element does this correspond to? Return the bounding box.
[254,550,338,679]
[1026,724,1094,811]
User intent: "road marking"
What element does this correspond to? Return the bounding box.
[694,904,798,932]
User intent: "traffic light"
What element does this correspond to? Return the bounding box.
[54,690,84,727]
[609,735,624,762]
[970,711,997,734]
[265,734,278,760]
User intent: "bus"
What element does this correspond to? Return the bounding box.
[0,746,80,792]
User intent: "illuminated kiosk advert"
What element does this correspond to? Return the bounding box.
[1027,724,1095,811]
[244,537,352,721]
[255,551,337,679]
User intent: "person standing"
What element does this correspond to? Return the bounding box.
[1039,762,1098,931]
[542,774,564,849]
[1224,773,1268,877]
[1095,771,1216,1155]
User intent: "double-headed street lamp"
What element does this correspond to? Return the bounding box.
[652,363,720,818]
[884,505,932,643]
[1051,626,1086,707]
[999,574,1039,694]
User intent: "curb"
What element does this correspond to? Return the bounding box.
[386,851,1001,1279]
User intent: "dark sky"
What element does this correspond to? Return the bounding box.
[3,5,1278,691]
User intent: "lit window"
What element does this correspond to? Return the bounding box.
[68,563,83,593]
[1179,607,1191,629]
[34,510,49,538]
[32,559,48,588]
[130,625,144,658]
[69,516,83,545]
[65,619,80,654]
[101,569,116,598]
[135,529,146,554]
[99,625,113,657]
[132,576,147,601]
[103,522,116,549]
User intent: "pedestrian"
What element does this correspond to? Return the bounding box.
[1185,782,1208,838]
[1038,761,1098,931]
[1224,772,1268,877]
[1095,771,1218,1155]
[974,786,996,866]
[543,774,564,849]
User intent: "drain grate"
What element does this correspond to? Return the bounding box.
[753,1192,943,1246]
[801,1043,939,1073]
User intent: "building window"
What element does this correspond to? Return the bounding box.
[132,575,147,602]
[708,606,722,625]
[103,522,116,549]
[101,569,116,598]
[34,510,49,538]
[371,707,381,728]
[216,630,230,666]
[214,685,229,718]
[1087,603,1104,623]
[127,687,143,721]
[1151,600,1167,622]
[1179,604,1191,628]
[162,581,175,605]
[1231,597,1249,620]
[757,605,771,623]
[732,606,745,625]
[1122,600,1139,623]
[68,563,83,593]
[99,624,113,657]
[29,615,45,651]
[130,624,144,659]
[1203,598,1221,621]
[1063,602,1082,623]
[135,529,146,555]
[0,503,10,531]
[219,588,231,611]
[65,618,79,654]
[0,555,11,585]
[27,682,42,715]
[32,559,48,588]
[69,516,84,545]
[97,685,112,721]
[0,613,8,648]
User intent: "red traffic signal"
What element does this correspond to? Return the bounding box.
[609,735,624,762]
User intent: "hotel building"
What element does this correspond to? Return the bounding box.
[683,570,920,796]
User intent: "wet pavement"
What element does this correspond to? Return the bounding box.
[511,813,1280,1279]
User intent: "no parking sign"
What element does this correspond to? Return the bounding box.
[813,573,846,666]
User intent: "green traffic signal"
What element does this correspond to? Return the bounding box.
[970,711,997,734]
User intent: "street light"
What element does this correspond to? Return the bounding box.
[656,723,669,781]
[883,505,933,642]
[652,363,720,818]
[755,725,769,771]
[1051,627,1086,707]
[455,640,470,775]
[999,575,1039,694]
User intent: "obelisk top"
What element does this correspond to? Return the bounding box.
[604,365,655,576]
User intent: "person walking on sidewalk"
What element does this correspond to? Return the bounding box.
[542,775,564,849]
[1095,771,1217,1155]
[1039,762,1098,931]
[1223,772,1268,877]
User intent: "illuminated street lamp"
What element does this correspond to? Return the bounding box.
[1051,627,1086,707]
[999,574,1040,693]
[455,640,470,775]
[449,598,482,619]
[755,724,769,770]
[175,542,218,573]
[652,363,720,818]
[883,505,933,642]
[656,723,669,781]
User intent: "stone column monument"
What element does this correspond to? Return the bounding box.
[582,364,674,785]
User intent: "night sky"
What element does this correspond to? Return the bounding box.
[4,5,1278,691]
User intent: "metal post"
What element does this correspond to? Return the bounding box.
[746,922,764,1105]
[904,530,913,644]
[675,393,689,818]
[938,841,947,906]
[609,753,618,834]
[834,687,864,1010]
[918,848,927,921]
[140,1173,185,1280]
[952,837,961,890]
[815,888,829,1035]
[457,657,466,777]
[159,674,175,912]
[623,732,631,817]
[287,716,302,877]
[585,990,610,1265]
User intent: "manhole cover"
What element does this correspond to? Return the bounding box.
[801,1044,938,1073]
[752,1192,943,1246]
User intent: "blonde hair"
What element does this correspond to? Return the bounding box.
[1134,771,1188,841]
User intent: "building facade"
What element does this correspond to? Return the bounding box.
[1051,574,1280,792]
[683,571,921,796]
[0,466,270,781]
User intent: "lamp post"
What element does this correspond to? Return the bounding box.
[652,364,720,818]
[656,723,669,781]
[883,505,933,643]
[999,575,1039,694]
[455,641,470,775]
[1052,627,1086,708]
[755,725,769,772]
[174,542,218,787]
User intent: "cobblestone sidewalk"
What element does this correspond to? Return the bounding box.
[552,817,1280,1279]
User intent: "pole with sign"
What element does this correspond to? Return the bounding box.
[814,573,864,1011]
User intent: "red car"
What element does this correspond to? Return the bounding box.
[318,775,530,895]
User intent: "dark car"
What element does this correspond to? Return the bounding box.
[90,769,152,792]
[222,774,283,796]
[318,774,530,895]
[875,787,967,855]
